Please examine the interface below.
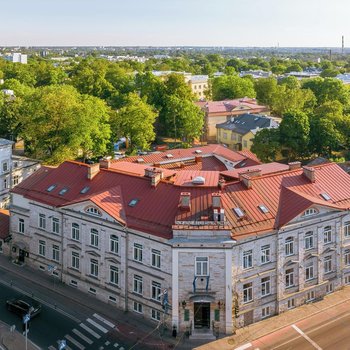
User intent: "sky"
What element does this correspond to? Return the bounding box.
[1,0,349,47]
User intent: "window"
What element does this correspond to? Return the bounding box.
[13,175,19,186]
[345,250,350,266]
[109,265,119,285]
[345,222,350,237]
[47,184,56,192]
[52,217,59,234]
[195,257,209,276]
[90,259,99,277]
[133,301,143,314]
[85,206,101,216]
[243,140,248,148]
[261,277,271,296]
[305,231,314,250]
[285,237,294,256]
[39,240,46,257]
[89,287,96,295]
[262,306,270,318]
[231,133,236,141]
[52,245,59,262]
[90,229,99,247]
[303,208,317,217]
[110,235,119,254]
[324,256,332,273]
[151,309,161,321]
[324,226,332,244]
[38,214,46,230]
[133,275,143,295]
[306,291,315,302]
[326,283,334,294]
[133,243,143,262]
[70,280,78,287]
[285,268,294,288]
[261,245,270,264]
[223,132,227,139]
[3,178,7,190]
[2,161,8,172]
[345,276,350,284]
[151,249,161,269]
[287,298,295,309]
[305,263,314,281]
[18,218,24,234]
[71,251,80,270]
[109,296,117,303]
[243,250,253,269]
[243,282,253,303]
[71,223,80,241]
[151,281,161,301]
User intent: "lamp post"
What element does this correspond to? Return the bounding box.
[22,313,30,350]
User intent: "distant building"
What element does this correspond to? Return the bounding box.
[240,70,272,79]
[0,138,41,208]
[4,53,28,64]
[336,74,350,85]
[216,113,279,151]
[196,98,269,142]
[185,75,208,99]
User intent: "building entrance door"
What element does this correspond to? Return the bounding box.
[194,302,210,329]
[18,249,25,263]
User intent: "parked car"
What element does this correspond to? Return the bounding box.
[6,297,42,318]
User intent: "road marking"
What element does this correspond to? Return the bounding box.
[234,343,252,350]
[65,334,85,350]
[87,318,108,333]
[113,343,119,347]
[79,323,101,339]
[93,313,115,328]
[48,346,56,350]
[105,341,111,345]
[291,325,322,350]
[72,329,93,344]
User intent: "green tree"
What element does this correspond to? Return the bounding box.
[21,85,111,163]
[251,128,280,162]
[254,77,278,106]
[211,75,256,100]
[279,111,310,159]
[111,93,156,150]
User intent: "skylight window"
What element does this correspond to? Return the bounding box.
[47,184,57,192]
[80,186,90,194]
[59,188,69,196]
[321,193,331,201]
[166,154,173,158]
[258,204,269,214]
[195,150,202,154]
[233,207,245,218]
[128,199,139,207]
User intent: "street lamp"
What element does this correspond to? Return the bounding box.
[22,312,31,350]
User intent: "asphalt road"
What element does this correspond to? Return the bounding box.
[0,272,128,350]
[239,299,350,350]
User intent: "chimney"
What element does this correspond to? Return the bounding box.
[303,166,316,183]
[87,163,100,180]
[212,193,221,210]
[99,158,111,169]
[288,161,301,171]
[195,155,202,163]
[238,168,262,180]
[218,178,226,190]
[240,174,252,189]
[179,192,191,211]
[144,167,164,187]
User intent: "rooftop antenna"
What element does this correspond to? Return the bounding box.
[342,35,344,55]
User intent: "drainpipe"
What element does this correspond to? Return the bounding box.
[59,209,64,283]
[123,225,129,312]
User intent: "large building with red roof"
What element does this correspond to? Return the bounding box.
[6,146,350,337]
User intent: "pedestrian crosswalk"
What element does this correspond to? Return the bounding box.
[48,313,124,350]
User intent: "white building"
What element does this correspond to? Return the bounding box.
[5,148,350,338]
[0,138,40,208]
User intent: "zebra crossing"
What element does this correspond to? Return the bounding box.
[48,313,125,350]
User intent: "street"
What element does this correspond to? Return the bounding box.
[0,273,128,349]
[236,299,350,350]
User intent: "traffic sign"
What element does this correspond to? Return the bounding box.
[58,339,66,350]
[23,314,30,324]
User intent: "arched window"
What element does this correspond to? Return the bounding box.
[302,208,317,217]
[85,206,102,216]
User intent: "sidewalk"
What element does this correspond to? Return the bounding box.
[195,285,350,350]
[0,254,199,349]
[0,320,38,350]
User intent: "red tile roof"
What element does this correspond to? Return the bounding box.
[0,209,9,240]
[159,156,227,171]
[108,162,176,178]
[173,171,220,187]
[12,161,350,241]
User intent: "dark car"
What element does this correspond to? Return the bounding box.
[6,297,42,318]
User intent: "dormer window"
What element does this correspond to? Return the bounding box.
[85,206,102,216]
[302,208,317,217]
